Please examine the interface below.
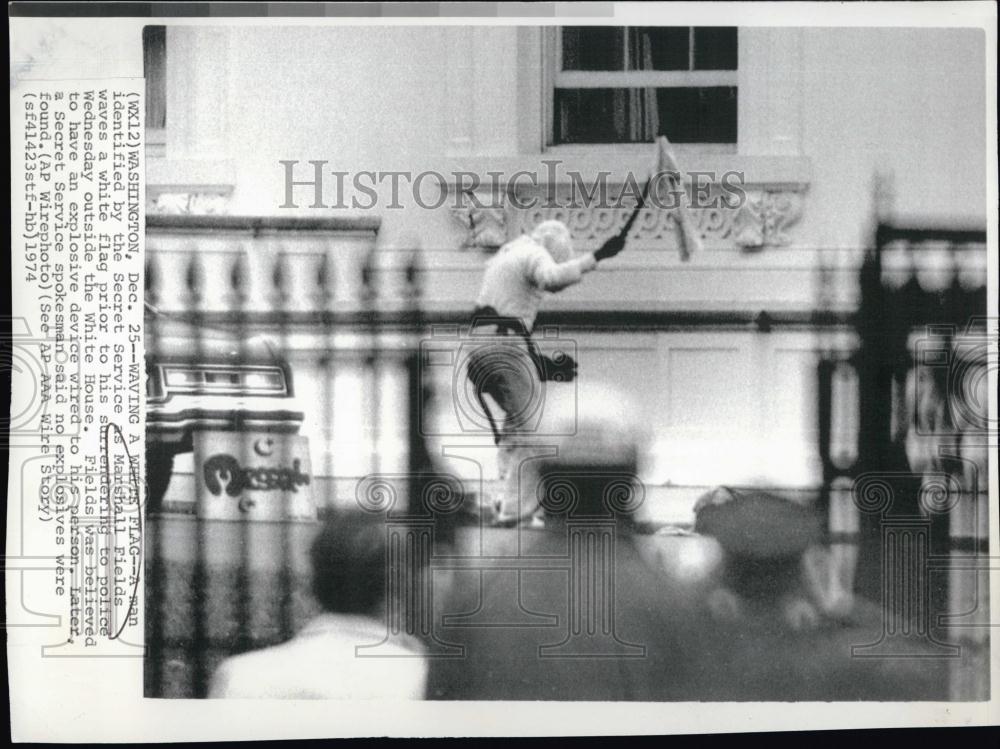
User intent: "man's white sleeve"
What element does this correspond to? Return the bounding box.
[529,248,597,292]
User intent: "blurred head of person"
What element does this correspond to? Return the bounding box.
[529,381,650,528]
[310,511,388,616]
[693,485,828,630]
[530,220,574,264]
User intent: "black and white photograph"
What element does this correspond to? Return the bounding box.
[7,0,998,740]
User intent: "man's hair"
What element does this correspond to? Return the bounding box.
[310,511,387,615]
[530,220,573,263]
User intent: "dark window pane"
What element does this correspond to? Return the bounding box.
[694,27,738,70]
[629,27,690,71]
[554,88,630,143]
[553,86,737,144]
[562,27,625,71]
[143,25,167,129]
[656,86,737,143]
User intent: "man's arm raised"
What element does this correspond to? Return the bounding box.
[530,247,598,292]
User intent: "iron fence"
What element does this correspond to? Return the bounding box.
[143,215,440,697]
[818,221,990,699]
[141,214,990,700]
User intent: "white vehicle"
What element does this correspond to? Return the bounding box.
[144,303,304,508]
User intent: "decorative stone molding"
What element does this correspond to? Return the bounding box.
[507,185,807,252]
[438,155,810,252]
[730,189,806,251]
[147,190,232,215]
[451,204,508,251]
[446,186,807,253]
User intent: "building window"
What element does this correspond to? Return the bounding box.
[550,26,737,146]
[143,25,167,146]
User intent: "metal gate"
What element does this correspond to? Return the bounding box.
[818,220,990,698]
[142,215,440,698]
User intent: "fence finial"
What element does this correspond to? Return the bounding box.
[271,250,292,307]
[230,253,250,307]
[145,255,159,307]
[184,252,205,305]
[360,250,376,302]
[316,250,334,306]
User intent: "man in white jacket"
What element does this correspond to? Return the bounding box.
[475,219,598,333]
[466,217,631,522]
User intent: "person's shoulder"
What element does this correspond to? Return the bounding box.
[208,650,263,698]
[500,234,544,257]
[209,640,300,698]
[500,236,549,273]
[211,635,426,699]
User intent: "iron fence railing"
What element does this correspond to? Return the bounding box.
[818,221,989,699]
[144,215,435,697]
[142,214,989,700]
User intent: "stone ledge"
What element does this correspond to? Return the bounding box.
[146,213,382,235]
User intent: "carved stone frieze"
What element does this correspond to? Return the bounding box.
[507,186,806,252]
[147,190,232,215]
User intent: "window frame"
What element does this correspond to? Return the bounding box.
[543,26,740,153]
[143,24,167,155]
